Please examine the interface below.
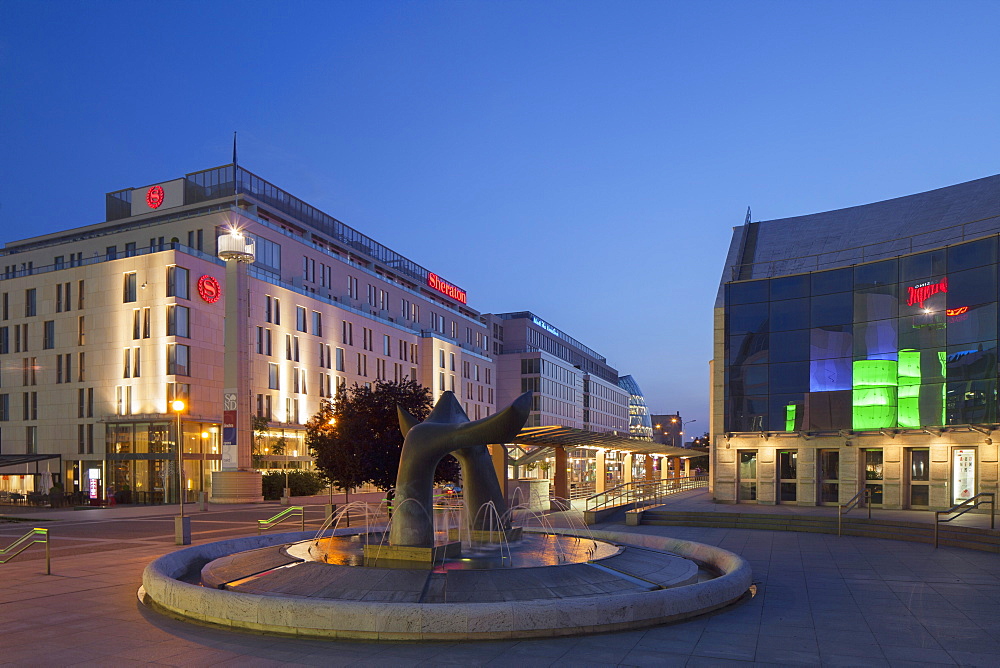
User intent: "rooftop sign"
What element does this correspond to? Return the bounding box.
[131,178,184,216]
[427,273,467,304]
[532,316,561,337]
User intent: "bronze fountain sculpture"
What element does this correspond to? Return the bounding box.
[370,390,531,561]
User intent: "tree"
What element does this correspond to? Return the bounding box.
[305,379,460,498]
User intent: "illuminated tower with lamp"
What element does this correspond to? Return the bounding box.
[211,227,264,502]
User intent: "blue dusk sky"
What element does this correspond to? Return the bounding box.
[2,1,999,436]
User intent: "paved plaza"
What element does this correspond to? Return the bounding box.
[2,494,1000,666]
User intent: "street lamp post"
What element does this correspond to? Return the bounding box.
[172,399,191,545]
[669,417,697,448]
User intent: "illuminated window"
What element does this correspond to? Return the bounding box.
[167,305,190,338]
[123,273,137,303]
[167,343,190,376]
[166,266,189,299]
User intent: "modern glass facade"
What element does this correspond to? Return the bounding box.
[725,234,999,433]
[618,375,654,439]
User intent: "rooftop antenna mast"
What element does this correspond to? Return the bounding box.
[232,132,239,210]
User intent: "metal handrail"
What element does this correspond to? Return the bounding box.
[838,488,872,536]
[934,492,996,548]
[584,475,708,512]
[257,506,305,534]
[0,527,50,574]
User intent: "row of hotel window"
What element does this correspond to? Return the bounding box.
[1,281,85,320]
[256,325,491,382]
[306,263,480,343]
[1,234,181,281]
[0,382,189,425]
[270,285,487,348]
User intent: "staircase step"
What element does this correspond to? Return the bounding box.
[638,510,1000,553]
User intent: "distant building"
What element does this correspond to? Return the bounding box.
[651,413,686,448]
[484,311,628,433]
[618,375,653,439]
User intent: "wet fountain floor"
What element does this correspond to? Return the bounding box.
[291,532,621,570]
[200,534,700,603]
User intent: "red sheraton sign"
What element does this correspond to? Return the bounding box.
[146,185,164,209]
[427,273,467,304]
[907,277,948,309]
[197,275,221,303]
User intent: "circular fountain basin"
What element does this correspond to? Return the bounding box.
[141,528,752,640]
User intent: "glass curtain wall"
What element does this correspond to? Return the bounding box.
[726,235,999,432]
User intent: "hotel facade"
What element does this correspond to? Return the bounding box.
[0,165,496,502]
[713,174,1000,511]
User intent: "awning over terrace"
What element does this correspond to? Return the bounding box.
[512,426,705,459]
[0,454,62,470]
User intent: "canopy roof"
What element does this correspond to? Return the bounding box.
[513,426,704,458]
[0,454,62,470]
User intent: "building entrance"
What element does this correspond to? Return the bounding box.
[818,449,839,504]
[738,450,757,502]
[907,448,930,508]
[778,450,797,502]
[864,449,884,505]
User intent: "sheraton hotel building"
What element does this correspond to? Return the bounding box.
[0,163,673,505]
[713,174,1000,510]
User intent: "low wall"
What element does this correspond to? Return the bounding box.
[141,527,752,641]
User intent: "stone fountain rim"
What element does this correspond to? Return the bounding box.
[140,527,752,641]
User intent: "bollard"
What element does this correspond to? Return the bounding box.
[281,488,292,506]
[325,504,337,520]
[199,491,208,512]
[175,515,191,545]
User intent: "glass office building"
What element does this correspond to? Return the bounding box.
[713,174,1000,510]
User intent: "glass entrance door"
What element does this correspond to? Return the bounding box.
[907,448,930,508]
[819,449,840,503]
[738,450,758,502]
[778,450,797,502]
[864,449,884,505]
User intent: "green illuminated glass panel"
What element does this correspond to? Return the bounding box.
[852,359,897,429]
[897,349,921,429]
[785,404,798,431]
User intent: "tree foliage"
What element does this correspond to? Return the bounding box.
[305,379,461,493]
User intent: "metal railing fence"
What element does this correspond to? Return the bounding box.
[935,492,996,548]
[0,527,50,574]
[584,475,708,512]
[257,506,305,534]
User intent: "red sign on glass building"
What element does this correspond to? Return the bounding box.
[906,277,948,309]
